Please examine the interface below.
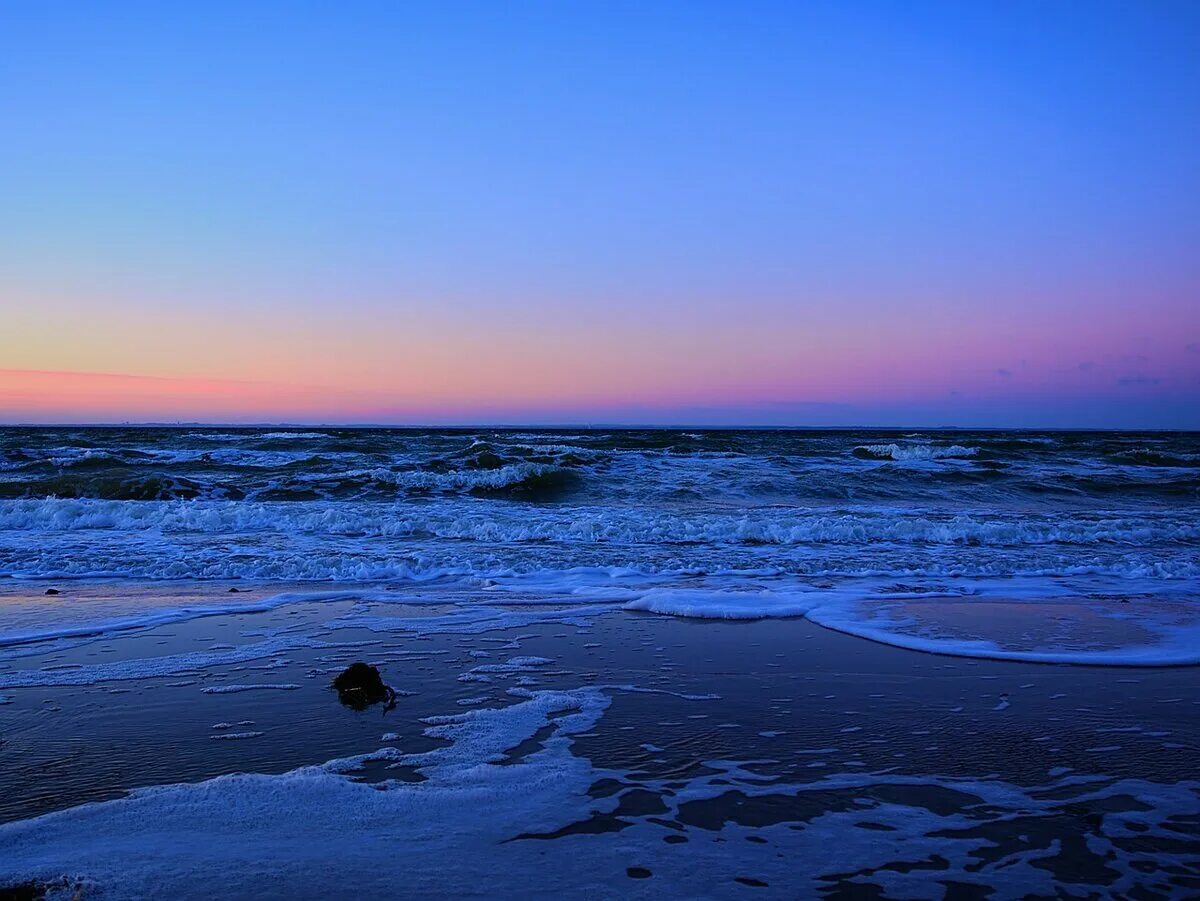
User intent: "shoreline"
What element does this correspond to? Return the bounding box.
[1,579,1198,897]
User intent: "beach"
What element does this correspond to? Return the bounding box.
[1,428,1198,897]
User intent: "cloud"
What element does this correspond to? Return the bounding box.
[994,368,1013,378]
[1116,375,1162,387]
[1186,342,1199,355]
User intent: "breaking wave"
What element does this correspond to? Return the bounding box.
[853,443,979,461]
[1,498,1196,547]
[0,427,1195,605]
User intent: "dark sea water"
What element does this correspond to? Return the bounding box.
[1,427,1198,898]
[1,426,1197,590]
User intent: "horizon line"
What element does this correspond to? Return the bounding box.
[0,421,1195,433]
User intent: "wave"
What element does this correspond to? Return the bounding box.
[853,444,979,461]
[5,430,1197,508]
[624,587,1200,666]
[1109,448,1200,468]
[183,431,331,441]
[1,446,335,473]
[255,432,331,440]
[1043,472,1200,499]
[439,440,596,471]
[0,462,579,502]
[1,499,1196,547]
[0,474,244,502]
[297,462,578,499]
[1,552,1194,583]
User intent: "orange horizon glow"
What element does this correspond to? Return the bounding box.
[2,349,1195,428]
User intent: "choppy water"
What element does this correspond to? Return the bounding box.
[0,427,1198,664]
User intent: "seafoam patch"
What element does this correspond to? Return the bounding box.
[0,686,1195,899]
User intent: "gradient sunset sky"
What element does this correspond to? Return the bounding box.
[2,1,1198,427]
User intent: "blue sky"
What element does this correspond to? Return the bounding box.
[1,1,1198,426]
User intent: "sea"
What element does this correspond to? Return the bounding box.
[0,426,1197,898]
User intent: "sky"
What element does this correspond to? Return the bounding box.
[1,0,1198,427]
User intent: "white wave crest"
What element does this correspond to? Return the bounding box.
[297,462,563,493]
[855,444,979,461]
[1,499,1194,548]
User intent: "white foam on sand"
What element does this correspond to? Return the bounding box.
[623,588,823,620]
[0,635,368,689]
[0,584,600,672]
[2,572,1196,695]
[468,656,553,674]
[0,590,373,650]
[621,583,1200,667]
[328,605,610,638]
[0,687,612,898]
[804,592,1200,667]
[1,686,1196,899]
[201,684,300,694]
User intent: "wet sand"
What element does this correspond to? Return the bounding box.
[1,580,1198,897]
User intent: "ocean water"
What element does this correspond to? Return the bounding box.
[1,427,1199,898]
[1,426,1197,663]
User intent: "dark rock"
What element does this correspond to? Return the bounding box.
[0,881,48,900]
[0,878,86,899]
[0,878,85,900]
[735,877,769,888]
[626,867,652,879]
[333,662,396,710]
[227,587,241,593]
[43,588,59,596]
